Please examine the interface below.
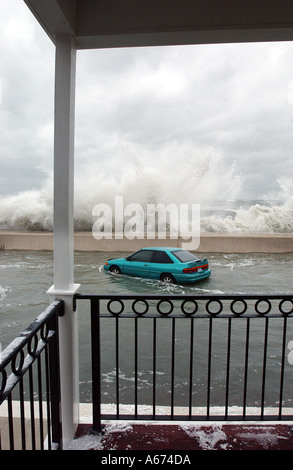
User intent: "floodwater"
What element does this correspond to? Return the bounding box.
[1,250,293,409]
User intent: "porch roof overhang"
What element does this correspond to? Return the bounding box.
[24,0,293,49]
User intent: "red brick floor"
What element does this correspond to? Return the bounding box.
[73,422,293,451]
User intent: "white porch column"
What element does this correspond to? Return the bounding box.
[47,34,80,446]
[53,33,76,291]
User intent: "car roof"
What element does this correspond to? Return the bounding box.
[141,247,181,252]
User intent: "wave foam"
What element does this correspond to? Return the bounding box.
[0,285,9,301]
[0,147,292,233]
[201,199,293,233]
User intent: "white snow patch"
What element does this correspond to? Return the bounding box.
[180,423,228,450]
[237,426,289,450]
[64,434,104,450]
[64,422,133,450]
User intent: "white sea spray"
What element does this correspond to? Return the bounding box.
[201,198,293,233]
[1,146,292,233]
[0,146,245,232]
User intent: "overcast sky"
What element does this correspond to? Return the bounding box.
[1,0,293,205]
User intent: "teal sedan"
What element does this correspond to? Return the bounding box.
[104,247,211,284]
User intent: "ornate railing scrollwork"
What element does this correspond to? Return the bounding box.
[78,294,293,319]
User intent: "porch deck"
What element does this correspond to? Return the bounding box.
[71,421,293,451]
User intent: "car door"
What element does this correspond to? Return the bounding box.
[123,250,154,278]
[149,250,174,279]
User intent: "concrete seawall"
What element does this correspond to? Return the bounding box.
[0,231,292,253]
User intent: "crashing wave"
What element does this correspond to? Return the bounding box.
[0,148,292,233]
[201,199,293,233]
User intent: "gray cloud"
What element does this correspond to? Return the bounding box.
[1,0,293,203]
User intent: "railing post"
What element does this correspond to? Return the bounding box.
[47,306,63,449]
[90,299,102,432]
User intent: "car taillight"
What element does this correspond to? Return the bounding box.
[183,264,208,273]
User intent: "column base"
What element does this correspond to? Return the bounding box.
[46,283,81,445]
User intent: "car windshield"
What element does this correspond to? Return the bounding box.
[172,250,200,263]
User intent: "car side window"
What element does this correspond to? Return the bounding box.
[128,250,154,262]
[152,251,173,264]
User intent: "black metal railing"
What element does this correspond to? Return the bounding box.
[75,293,293,432]
[0,300,64,450]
